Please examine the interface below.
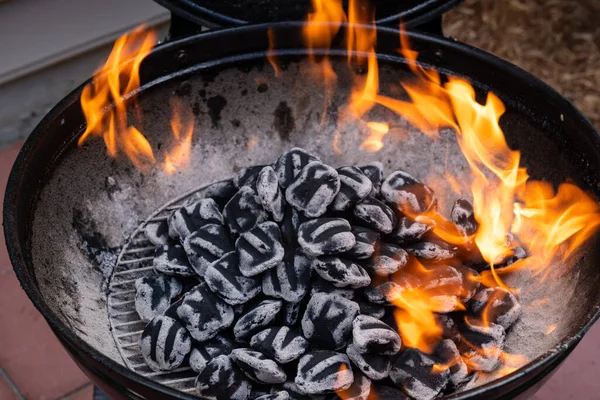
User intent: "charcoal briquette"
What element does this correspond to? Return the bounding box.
[389,348,450,400]
[297,218,355,257]
[335,371,371,400]
[144,220,170,246]
[353,197,397,234]
[234,299,283,340]
[249,385,272,400]
[231,348,287,384]
[451,199,478,237]
[139,315,191,371]
[257,166,286,222]
[331,166,373,211]
[357,161,384,196]
[458,318,506,372]
[262,250,311,303]
[176,282,235,341]
[279,301,304,326]
[295,350,354,394]
[311,277,355,300]
[346,344,390,381]
[343,226,380,260]
[301,292,360,350]
[275,148,321,189]
[362,282,403,306]
[434,339,469,387]
[202,179,238,207]
[381,170,437,215]
[169,198,224,240]
[285,161,340,218]
[224,186,269,236]
[468,287,521,330]
[205,251,262,305]
[312,257,371,289]
[404,240,457,262]
[453,265,481,302]
[250,326,310,364]
[420,265,463,313]
[237,221,285,277]
[183,223,234,277]
[356,301,385,319]
[352,315,401,356]
[365,243,408,277]
[279,204,307,246]
[195,355,253,400]
[235,165,267,188]
[153,244,195,277]
[367,384,410,400]
[387,217,433,245]
[134,275,182,321]
[436,314,461,344]
[255,392,291,400]
[189,334,235,373]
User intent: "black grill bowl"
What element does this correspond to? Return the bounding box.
[4,23,600,400]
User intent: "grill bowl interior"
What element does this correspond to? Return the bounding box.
[4,23,600,399]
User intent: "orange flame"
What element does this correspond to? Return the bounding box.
[376,30,600,292]
[267,28,281,77]
[79,26,156,170]
[163,98,194,175]
[389,261,465,352]
[295,0,600,383]
[79,26,196,173]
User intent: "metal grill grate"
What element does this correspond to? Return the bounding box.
[107,185,209,395]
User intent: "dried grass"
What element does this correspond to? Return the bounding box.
[444,0,600,129]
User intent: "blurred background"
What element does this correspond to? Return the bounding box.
[0,0,598,399]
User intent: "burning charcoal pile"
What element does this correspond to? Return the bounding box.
[136,148,525,400]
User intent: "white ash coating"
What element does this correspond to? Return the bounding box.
[139,315,192,372]
[256,166,285,222]
[250,326,309,364]
[231,348,287,384]
[285,161,341,218]
[295,350,354,394]
[352,315,401,355]
[134,275,182,321]
[346,344,391,381]
[236,221,285,277]
[297,218,356,257]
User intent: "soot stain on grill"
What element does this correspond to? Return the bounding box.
[192,101,201,116]
[274,101,295,140]
[174,81,192,97]
[206,95,227,128]
[71,208,118,279]
[257,83,269,93]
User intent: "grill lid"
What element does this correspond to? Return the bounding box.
[152,0,463,29]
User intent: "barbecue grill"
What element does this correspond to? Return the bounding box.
[4,1,600,399]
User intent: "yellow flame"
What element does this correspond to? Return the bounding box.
[360,122,389,152]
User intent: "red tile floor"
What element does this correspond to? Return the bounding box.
[1,141,599,399]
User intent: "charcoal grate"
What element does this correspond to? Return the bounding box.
[107,185,210,394]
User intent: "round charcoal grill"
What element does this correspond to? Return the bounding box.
[4,6,600,400]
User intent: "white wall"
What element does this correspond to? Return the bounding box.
[0,0,169,148]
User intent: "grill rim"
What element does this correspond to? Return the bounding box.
[4,21,600,399]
